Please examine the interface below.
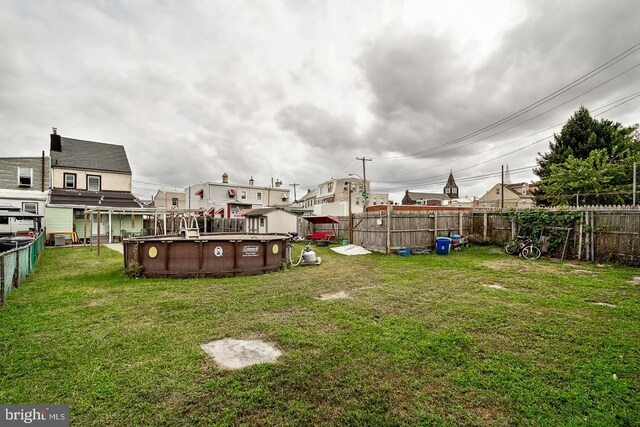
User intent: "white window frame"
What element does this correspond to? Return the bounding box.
[22,202,38,214]
[18,167,33,187]
[87,175,101,192]
[171,197,178,207]
[241,190,247,200]
[257,192,262,201]
[64,173,76,189]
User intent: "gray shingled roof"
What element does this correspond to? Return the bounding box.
[49,189,142,208]
[243,207,278,217]
[51,137,131,173]
[407,192,451,201]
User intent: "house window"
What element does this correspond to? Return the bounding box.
[22,202,37,214]
[355,198,360,205]
[496,187,500,195]
[241,190,247,200]
[259,218,265,227]
[257,192,262,201]
[358,184,363,192]
[18,167,32,187]
[0,217,7,225]
[281,194,288,201]
[64,173,76,189]
[172,198,178,207]
[87,175,101,191]
[328,182,334,193]
[343,182,349,191]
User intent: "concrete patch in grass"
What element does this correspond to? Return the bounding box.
[483,284,506,290]
[201,338,282,370]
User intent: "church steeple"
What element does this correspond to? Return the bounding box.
[444,170,459,199]
[504,164,512,184]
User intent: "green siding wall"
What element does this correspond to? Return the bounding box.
[73,214,144,238]
[45,207,73,233]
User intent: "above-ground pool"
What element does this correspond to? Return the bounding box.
[123,233,291,278]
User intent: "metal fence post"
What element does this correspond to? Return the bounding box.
[14,249,20,289]
[0,255,4,304]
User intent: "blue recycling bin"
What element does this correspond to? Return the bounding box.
[435,237,452,255]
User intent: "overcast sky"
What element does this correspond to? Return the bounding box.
[2,0,639,201]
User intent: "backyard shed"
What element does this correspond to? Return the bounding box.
[244,208,298,234]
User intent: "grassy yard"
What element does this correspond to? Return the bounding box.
[0,245,639,426]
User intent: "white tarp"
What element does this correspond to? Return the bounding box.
[331,244,371,256]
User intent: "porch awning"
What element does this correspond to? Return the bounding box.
[302,215,340,224]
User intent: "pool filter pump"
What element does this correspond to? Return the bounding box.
[302,245,319,265]
[290,243,322,266]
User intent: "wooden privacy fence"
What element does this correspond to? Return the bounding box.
[304,207,640,265]
[306,210,472,253]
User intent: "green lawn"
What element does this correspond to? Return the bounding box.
[1,245,638,426]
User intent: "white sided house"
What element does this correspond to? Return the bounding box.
[153,188,187,209]
[475,182,536,208]
[243,208,298,234]
[46,130,144,242]
[187,174,290,218]
[0,155,50,234]
[311,177,389,216]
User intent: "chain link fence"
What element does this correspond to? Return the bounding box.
[0,232,46,304]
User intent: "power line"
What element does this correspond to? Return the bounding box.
[381,41,640,160]
[372,88,640,184]
[372,165,535,193]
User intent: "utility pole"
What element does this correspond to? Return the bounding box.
[289,183,299,203]
[348,182,353,243]
[633,161,637,207]
[501,165,504,210]
[356,156,372,210]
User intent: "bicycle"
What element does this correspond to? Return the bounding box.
[504,236,542,260]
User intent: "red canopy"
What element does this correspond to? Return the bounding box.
[302,215,340,224]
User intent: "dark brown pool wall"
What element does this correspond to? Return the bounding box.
[123,233,291,278]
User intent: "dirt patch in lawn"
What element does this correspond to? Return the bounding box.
[483,284,506,290]
[588,301,617,308]
[481,259,566,275]
[318,291,351,301]
[569,269,595,275]
[630,276,640,285]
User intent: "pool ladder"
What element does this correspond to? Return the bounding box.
[179,216,200,239]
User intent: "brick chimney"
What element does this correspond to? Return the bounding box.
[50,127,61,152]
